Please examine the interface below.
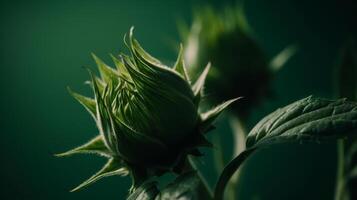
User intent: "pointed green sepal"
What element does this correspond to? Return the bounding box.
[128,27,163,68]
[67,87,96,119]
[110,54,132,83]
[92,53,119,84]
[71,158,128,192]
[192,63,211,97]
[84,69,105,94]
[55,135,111,158]
[200,98,241,132]
[174,44,190,83]
[89,71,116,152]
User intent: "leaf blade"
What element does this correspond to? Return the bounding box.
[157,171,204,200]
[246,96,357,148]
[127,181,159,200]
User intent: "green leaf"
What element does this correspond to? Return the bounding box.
[246,96,357,148]
[200,98,240,132]
[173,44,190,83]
[127,181,159,200]
[71,158,128,192]
[192,63,210,97]
[270,44,298,72]
[215,96,357,200]
[55,135,111,158]
[67,87,96,119]
[156,171,203,200]
[214,148,256,200]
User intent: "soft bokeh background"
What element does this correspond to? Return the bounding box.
[1,0,356,199]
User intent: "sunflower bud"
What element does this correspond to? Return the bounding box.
[58,27,238,191]
[182,5,296,118]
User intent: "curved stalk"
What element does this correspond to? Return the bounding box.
[214,148,256,200]
[226,115,247,200]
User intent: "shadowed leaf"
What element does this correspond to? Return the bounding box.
[127,181,159,200]
[215,96,357,200]
[246,96,357,148]
[156,171,202,200]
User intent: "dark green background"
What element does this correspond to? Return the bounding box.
[1,0,356,199]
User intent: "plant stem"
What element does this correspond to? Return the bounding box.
[334,139,345,200]
[214,148,256,200]
[226,115,247,200]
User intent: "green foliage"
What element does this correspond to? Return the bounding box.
[59,9,356,200]
[214,96,357,200]
[246,96,357,148]
[58,27,237,193]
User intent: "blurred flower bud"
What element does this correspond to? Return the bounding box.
[183,5,296,119]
